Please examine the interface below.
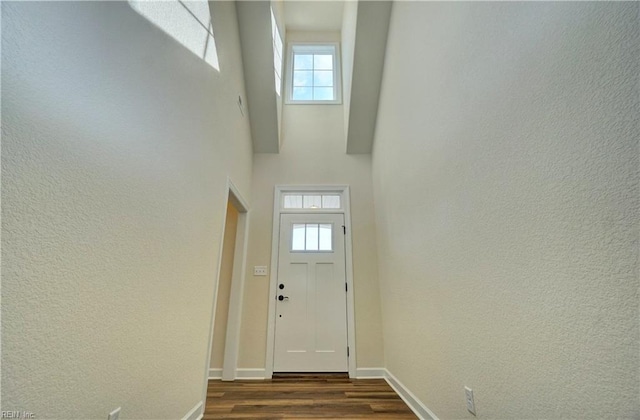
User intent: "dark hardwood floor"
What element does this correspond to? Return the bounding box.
[204,373,417,419]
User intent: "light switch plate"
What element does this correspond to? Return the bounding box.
[254,266,268,276]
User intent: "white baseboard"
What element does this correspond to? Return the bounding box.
[209,368,266,380]
[181,401,203,420]
[355,368,386,378]
[384,369,439,420]
[235,368,266,380]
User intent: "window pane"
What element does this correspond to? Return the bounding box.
[271,8,282,95]
[314,54,333,70]
[275,74,281,96]
[292,224,306,251]
[292,87,312,100]
[314,70,333,87]
[275,33,283,55]
[274,53,282,76]
[284,194,303,208]
[294,54,313,70]
[271,9,277,37]
[306,224,319,251]
[293,70,312,87]
[313,87,334,101]
[319,224,332,251]
[303,195,322,209]
[322,195,341,209]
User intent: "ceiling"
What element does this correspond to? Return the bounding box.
[283,0,345,31]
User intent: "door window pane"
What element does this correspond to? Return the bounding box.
[319,224,332,251]
[291,223,333,252]
[305,224,319,251]
[292,224,306,251]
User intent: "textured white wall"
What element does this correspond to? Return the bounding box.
[372,2,639,419]
[2,2,252,418]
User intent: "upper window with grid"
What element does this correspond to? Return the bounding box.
[287,44,341,104]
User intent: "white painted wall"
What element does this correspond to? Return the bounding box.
[238,31,384,370]
[345,1,391,154]
[236,0,280,153]
[372,2,639,419]
[2,2,252,418]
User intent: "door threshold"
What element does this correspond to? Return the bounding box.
[272,372,349,380]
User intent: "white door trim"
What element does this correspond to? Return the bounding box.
[202,178,250,405]
[221,181,251,381]
[265,185,356,378]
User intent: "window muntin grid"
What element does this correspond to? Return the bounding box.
[288,44,340,103]
[283,194,341,210]
[292,223,333,252]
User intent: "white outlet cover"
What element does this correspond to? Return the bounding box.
[108,407,121,420]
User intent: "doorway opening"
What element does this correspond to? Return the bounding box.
[202,179,250,403]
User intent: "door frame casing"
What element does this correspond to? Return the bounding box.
[202,177,250,401]
[265,185,356,378]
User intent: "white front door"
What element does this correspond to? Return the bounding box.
[273,213,348,372]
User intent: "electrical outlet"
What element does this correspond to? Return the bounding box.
[464,386,476,416]
[254,266,268,276]
[108,407,121,420]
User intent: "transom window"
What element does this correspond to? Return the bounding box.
[286,44,341,104]
[283,194,341,209]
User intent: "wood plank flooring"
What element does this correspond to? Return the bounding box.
[204,373,417,419]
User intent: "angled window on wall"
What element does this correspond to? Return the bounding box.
[271,9,284,96]
[129,0,219,70]
[286,44,341,104]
